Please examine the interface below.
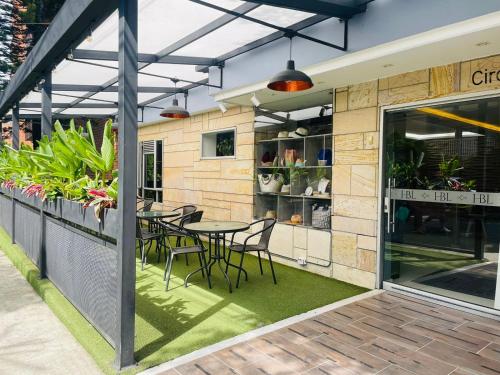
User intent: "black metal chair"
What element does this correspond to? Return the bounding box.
[160,210,202,265]
[137,198,154,212]
[159,217,211,291]
[136,219,163,271]
[227,218,277,288]
[162,205,197,226]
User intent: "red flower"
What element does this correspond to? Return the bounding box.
[88,189,108,198]
[22,184,46,200]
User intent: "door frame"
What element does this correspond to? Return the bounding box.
[376,88,500,316]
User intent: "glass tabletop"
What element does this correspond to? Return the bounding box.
[184,221,250,233]
[136,210,180,219]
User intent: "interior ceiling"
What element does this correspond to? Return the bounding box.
[219,14,500,109]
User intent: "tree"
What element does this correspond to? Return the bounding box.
[0,0,13,90]
[0,0,65,86]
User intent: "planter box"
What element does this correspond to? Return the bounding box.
[4,188,118,240]
[13,188,43,209]
[59,199,118,239]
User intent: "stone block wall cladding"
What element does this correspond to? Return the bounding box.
[138,54,500,290]
[139,106,256,223]
[332,54,500,288]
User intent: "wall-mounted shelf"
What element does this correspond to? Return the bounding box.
[254,132,333,230]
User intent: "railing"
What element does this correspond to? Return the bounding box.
[0,187,120,348]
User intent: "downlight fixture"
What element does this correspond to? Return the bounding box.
[160,79,190,119]
[217,101,228,113]
[251,93,261,107]
[267,37,313,92]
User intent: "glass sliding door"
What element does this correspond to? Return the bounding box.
[382,95,500,309]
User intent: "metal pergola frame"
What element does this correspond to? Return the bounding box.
[0,0,368,369]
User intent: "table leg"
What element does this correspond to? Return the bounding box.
[214,233,233,293]
[207,233,216,276]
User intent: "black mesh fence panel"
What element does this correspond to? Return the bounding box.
[45,218,118,346]
[0,194,12,236]
[14,203,41,266]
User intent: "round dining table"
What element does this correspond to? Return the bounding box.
[136,210,180,220]
[184,221,250,293]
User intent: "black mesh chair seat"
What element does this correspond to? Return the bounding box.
[171,245,206,255]
[141,231,162,241]
[228,243,267,252]
[158,215,211,291]
[227,218,277,288]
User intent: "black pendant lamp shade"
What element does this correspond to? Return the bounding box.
[267,37,314,92]
[267,59,314,92]
[160,79,190,119]
[160,98,190,119]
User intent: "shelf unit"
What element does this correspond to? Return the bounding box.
[254,133,333,230]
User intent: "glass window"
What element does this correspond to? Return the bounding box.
[138,140,163,202]
[201,129,235,158]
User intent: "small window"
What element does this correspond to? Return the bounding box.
[138,140,163,203]
[201,128,235,159]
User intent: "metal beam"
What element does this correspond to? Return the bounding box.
[51,84,184,93]
[0,0,119,117]
[115,0,137,369]
[21,103,117,109]
[72,49,219,66]
[55,2,259,115]
[244,0,369,19]
[189,0,346,51]
[41,74,52,138]
[138,79,208,107]
[12,104,20,149]
[4,113,112,120]
[195,14,331,72]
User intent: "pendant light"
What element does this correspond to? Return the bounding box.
[267,37,314,92]
[160,79,190,119]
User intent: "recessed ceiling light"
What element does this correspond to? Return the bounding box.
[382,63,394,68]
[475,41,490,47]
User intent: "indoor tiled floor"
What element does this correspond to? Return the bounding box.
[160,292,500,375]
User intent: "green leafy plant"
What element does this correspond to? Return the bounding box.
[433,155,476,191]
[216,138,234,157]
[387,152,429,189]
[0,119,118,219]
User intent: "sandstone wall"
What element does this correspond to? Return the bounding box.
[331,54,500,288]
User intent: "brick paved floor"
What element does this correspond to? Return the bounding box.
[157,292,500,375]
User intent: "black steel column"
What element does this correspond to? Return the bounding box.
[41,73,52,138]
[115,0,137,369]
[12,103,20,149]
[11,104,19,244]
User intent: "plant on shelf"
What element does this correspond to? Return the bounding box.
[0,119,118,219]
[289,165,308,195]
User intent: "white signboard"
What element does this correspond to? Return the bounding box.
[388,189,500,207]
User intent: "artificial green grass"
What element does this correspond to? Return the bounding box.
[0,228,367,374]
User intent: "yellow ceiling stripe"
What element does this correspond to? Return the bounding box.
[417,107,500,133]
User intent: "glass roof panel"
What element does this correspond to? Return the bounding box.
[59,108,116,115]
[52,59,117,86]
[246,6,314,26]
[76,0,245,54]
[171,17,274,58]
